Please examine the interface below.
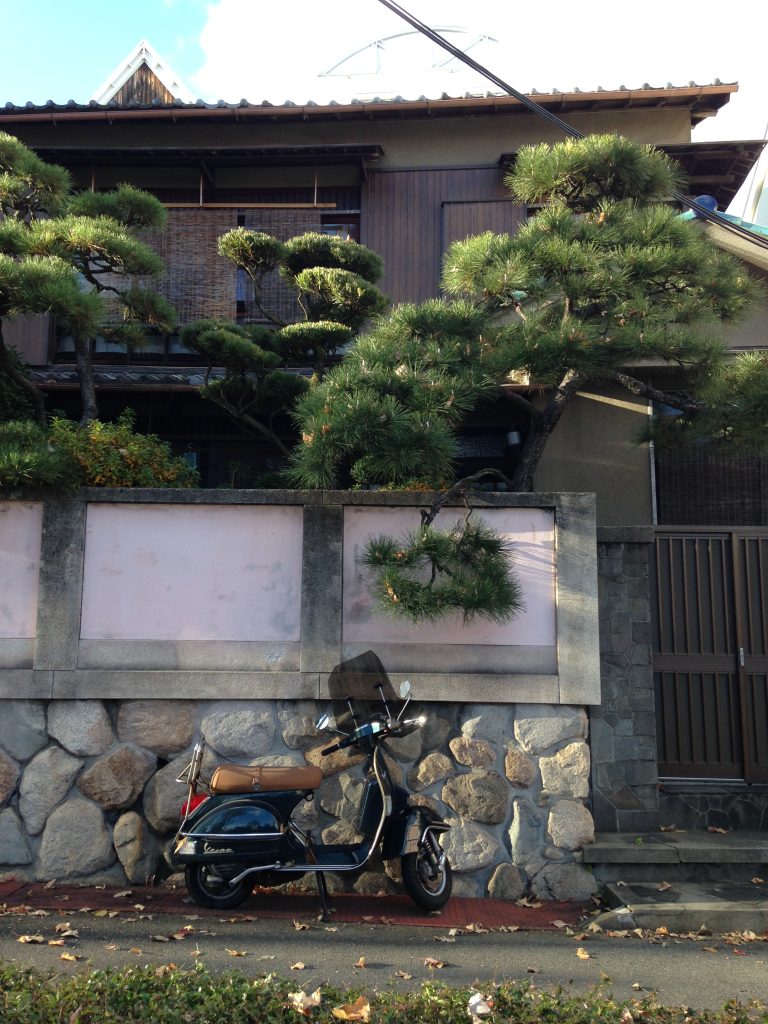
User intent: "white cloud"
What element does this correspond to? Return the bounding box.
[192,0,768,139]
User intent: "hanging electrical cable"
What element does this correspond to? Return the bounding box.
[377,0,768,253]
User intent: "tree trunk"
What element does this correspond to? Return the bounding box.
[75,337,99,424]
[510,372,582,491]
[0,325,47,424]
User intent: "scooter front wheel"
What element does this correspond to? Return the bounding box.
[401,848,452,911]
[185,863,252,910]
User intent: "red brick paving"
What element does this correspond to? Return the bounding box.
[0,877,586,929]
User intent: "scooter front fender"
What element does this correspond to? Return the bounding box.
[382,806,450,860]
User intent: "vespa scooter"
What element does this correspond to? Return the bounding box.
[155,652,452,918]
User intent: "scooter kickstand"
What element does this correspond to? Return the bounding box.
[316,870,333,923]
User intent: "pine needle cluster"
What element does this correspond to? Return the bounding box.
[288,299,496,488]
[359,519,524,624]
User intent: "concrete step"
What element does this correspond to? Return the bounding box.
[594,879,768,933]
[584,830,768,883]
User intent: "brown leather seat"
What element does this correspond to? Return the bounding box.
[210,763,323,795]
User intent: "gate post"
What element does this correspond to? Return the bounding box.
[590,526,659,831]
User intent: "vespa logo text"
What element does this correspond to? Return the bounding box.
[203,842,235,854]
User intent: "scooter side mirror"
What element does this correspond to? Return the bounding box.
[315,712,334,731]
[399,680,412,700]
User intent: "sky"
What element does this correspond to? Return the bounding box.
[2,0,767,195]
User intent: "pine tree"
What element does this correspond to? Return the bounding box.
[289,134,764,624]
[182,229,388,456]
[0,133,175,424]
[443,134,763,489]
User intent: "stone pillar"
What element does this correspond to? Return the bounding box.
[590,527,660,831]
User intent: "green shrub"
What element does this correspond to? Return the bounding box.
[0,965,764,1024]
[49,410,199,488]
[0,420,77,492]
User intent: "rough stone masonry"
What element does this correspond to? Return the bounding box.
[0,697,597,902]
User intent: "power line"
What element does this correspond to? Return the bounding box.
[377,0,768,254]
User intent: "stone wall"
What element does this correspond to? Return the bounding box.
[590,528,659,831]
[0,697,597,902]
[0,488,602,900]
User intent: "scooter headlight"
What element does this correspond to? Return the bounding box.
[175,838,198,857]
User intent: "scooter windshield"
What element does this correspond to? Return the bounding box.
[325,650,399,733]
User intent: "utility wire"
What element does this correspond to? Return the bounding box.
[377,0,768,254]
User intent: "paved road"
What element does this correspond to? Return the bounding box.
[1,912,766,1009]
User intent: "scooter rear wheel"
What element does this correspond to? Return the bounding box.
[185,863,252,909]
[401,848,452,911]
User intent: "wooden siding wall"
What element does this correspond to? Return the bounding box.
[361,168,526,304]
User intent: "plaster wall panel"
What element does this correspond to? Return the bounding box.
[0,501,43,639]
[80,503,303,641]
[343,507,555,673]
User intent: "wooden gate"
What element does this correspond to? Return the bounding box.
[652,529,768,783]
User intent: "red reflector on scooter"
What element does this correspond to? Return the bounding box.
[181,794,208,816]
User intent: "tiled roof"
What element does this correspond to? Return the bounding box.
[0,82,737,125]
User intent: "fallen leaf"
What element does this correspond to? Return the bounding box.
[43,880,56,890]
[752,877,764,885]
[332,995,371,1021]
[170,931,188,941]
[587,922,603,934]
[468,992,493,1019]
[225,948,247,957]
[424,956,444,969]
[92,910,108,918]
[394,970,412,980]
[632,983,643,991]
[150,934,171,943]
[361,916,375,923]
[60,952,83,962]
[380,916,395,925]
[576,947,591,960]
[18,935,44,944]
[353,956,367,968]
[133,904,146,911]
[733,949,748,956]
[551,919,568,929]
[287,988,322,1016]
[655,926,670,936]
[515,896,542,908]
[657,881,673,892]
[435,936,456,943]
[259,955,276,960]
[56,928,79,939]
[48,939,66,946]
[113,890,133,898]
[190,946,202,958]
[325,926,338,933]
[155,964,177,977]
[702,946,719,954]
[707,826,729,834]
[293,920,310,931]
[290,961,306,971]
[129,947,142,955]
[105,943,118,951]
[620,1009,634,1024]
[465,923,489,934]
[27,910,49,917]
[659,824,678,832]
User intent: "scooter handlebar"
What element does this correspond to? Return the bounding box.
[320,734,355,756]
